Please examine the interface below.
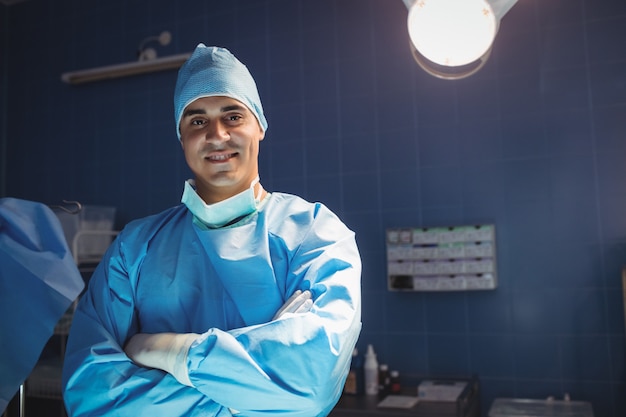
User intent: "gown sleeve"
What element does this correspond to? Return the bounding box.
[184,206,362,417]
[62,232,230,417]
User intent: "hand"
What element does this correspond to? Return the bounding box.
[124,332,198,386]
[272,290,313,320]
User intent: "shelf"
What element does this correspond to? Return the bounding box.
[61,53,191,85]
[386,225,498,292]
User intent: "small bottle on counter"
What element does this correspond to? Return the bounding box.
[343,348,362,395]
[390,370,401,394]
[378,363,391,398]
[364,344,379,396]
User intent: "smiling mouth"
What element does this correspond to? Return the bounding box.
[206,152,237,162]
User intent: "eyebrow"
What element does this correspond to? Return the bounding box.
[182,104,247,119]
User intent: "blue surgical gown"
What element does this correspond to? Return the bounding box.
[62,193,362,417]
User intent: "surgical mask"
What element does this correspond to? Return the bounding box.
[181,177,261,228]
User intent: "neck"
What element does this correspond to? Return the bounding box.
[195,178,263,205]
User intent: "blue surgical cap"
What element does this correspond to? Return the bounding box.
[174,44,268,140]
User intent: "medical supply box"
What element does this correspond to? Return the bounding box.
[488,398,594,417]
[55,205,116,261]
[417,380,468,402]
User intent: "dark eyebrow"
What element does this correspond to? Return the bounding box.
[182,108,206,119]
[182,104,247,119]
[221,104,247,113]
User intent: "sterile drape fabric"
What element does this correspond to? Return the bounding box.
[0,198,84,413]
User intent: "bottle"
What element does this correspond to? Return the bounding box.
[390,370,401,394]
[343,348,359,395]
[378,363,391,398]
[364,344,379,396]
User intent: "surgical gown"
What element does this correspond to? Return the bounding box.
[62,193,362,417]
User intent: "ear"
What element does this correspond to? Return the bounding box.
[258,126,265,142]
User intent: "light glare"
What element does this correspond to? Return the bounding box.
[407,0,498,67]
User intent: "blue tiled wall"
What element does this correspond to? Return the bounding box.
[3,0,626,415]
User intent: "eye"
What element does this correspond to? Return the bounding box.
[190,118,205,126]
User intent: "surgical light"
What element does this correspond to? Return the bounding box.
[403,0,518,80]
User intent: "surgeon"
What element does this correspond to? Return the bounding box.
[62,44,362,417]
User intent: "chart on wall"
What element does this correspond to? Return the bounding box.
[386,224,497,291]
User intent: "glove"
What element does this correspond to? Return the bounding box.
[272,289,313,320]
[124,332,199,387]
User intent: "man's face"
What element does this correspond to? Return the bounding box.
[179,96,265,204]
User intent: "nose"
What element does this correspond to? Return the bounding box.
[205,120,229,142]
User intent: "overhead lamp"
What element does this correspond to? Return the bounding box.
[402,0,518,80]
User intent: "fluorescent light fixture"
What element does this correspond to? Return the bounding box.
[61,52,191,85]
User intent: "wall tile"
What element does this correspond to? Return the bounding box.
[513,334,561,379]
[427,334,470,375]
[468,291,513,333]
[380,169,420,211]
[469,334,515,378]
[589,61,626,106]
[304,136,341,177]
[561,335,611,380]
[586,17,626,63]
[424,292,468,333]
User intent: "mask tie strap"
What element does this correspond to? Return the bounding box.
[251,176,262,203]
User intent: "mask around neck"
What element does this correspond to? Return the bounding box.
[182,177,261,228]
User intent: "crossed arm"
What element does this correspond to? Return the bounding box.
[123,290,314,387]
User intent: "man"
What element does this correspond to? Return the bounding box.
[62,44,362,417]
